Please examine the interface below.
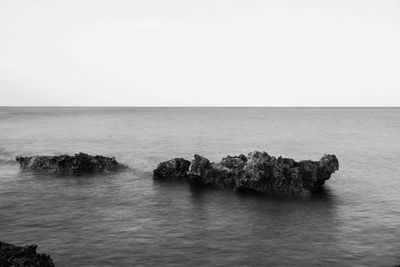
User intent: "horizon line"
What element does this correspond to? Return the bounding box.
[0,106,399,108]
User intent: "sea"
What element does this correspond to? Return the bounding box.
[0,107,399,267]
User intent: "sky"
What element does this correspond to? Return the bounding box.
[0,0,399,106]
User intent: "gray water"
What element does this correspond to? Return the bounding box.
[0,107,399,266]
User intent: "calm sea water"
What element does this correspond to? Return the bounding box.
[0,107,399,266]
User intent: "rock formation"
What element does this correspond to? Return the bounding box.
[16,152,127,174]
[0,241,54,267]
[153,151,339,197]
[153,158,191,180]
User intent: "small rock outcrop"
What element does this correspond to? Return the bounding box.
[0,241,54,267]
[16,152,127,174]
[152,158,191,180]
[153,151,339,197]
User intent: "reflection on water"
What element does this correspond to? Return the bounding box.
[1,108,400,266]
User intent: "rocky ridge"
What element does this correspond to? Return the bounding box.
[16,152,127,174]
[154,151,339,197]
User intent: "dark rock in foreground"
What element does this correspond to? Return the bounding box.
[0,241,54,267]
[16,152,127,174]
[154,151,339,197]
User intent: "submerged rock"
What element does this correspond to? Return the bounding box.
[0,241,54,267]
[16,152,127,174]
[153,151,339,197]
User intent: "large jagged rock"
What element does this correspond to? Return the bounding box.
[0,241,54,267]
[153,151,339,197]
[15,152,127,174]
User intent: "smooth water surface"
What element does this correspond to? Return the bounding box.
[0,107,399,266]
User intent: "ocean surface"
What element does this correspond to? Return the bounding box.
[0,107,399,267]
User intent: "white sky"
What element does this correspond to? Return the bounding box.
[0,0,399,106]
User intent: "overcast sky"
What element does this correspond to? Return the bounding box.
[0,0,399,106]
